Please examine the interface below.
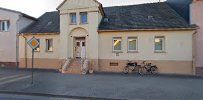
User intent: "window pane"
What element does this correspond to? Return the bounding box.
[128,38,137,51]
[46,39,53,51]
[82,42,85,46]
[113,38,122,51]
[70,13,76,24]
[80,12,87,24]
[0,21,10,31]
[155,37,164,51]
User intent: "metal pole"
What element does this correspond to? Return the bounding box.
[31,49,34,84]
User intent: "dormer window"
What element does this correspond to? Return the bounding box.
[70,13,76,24]
[0,20,10,32]
[80,12,88,24]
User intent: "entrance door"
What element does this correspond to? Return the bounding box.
[75,38,86,58]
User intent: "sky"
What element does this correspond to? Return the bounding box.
[0,0,166,18]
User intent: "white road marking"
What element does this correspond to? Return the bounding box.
[0,75,31,86]
[0,74,25,82]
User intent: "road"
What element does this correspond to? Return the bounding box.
[0,68,203,100]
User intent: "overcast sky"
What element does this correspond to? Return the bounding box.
[0,0,166,18]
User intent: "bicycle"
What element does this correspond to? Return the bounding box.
[139,61,158,75]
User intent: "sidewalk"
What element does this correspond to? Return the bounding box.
[0,68,203,100]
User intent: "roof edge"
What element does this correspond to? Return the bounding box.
[19,32,60,35]
[98,27,197,32]
[0,7,37,20]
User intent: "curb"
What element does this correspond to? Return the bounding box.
[0,91,125,100]
[94,71,203,79]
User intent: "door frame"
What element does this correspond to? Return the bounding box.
[73,37,86,58]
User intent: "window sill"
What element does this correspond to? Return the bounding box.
[46,51,53,53]
[79,23,88,25]
[127,51,139,53]
[0,31,9,32]
[154,51,166,53]
[112,51,123,53]
[69,23,77,25]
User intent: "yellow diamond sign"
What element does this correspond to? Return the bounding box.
[27,37,40,50]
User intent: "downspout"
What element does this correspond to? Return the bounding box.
[16,16,20,68]
[192,30,197,75]
[22,35,28,68]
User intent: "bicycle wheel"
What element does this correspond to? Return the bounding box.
[150,66,158,74]
[139,67,146,75]
[123,67,129,74]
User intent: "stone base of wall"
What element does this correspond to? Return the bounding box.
[19,58,61,69]
[19,58,194,75]
[196,67,203,75]
[98,59,193,75]
[0,62,18,68]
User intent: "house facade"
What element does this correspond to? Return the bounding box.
[0,7,36,67]
[167,0,203,74]
[19,0,197,75]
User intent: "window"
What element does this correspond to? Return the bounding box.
[128,37,138,52]
[80,12,87,24]
[113,37,122,52]
[34,39,40,52]
[70,13,76,24]
[46,39,53,52]
[154,36,165,52]
[0,20,10,31]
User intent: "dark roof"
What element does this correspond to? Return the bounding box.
[21,2,196,34]
[21,11,60,33]
[166,0,192,23]
[99,2,195,31]
[0,7,36,20]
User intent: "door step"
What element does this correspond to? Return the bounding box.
[64,59,82,74]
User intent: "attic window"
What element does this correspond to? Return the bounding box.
[148,16,154,20]
[104,17,109,22]
[47,21,52,26]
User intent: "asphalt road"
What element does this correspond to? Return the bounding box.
[0,68,203,100]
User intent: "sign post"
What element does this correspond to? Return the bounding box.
[27,37,40,84]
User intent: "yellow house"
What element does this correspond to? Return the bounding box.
[19,0,197,75]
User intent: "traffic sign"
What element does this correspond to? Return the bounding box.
[27,36,39,84]
[27,37,39,50]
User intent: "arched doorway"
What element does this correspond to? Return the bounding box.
[69,27,88,59]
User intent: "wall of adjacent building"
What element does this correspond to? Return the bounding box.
[0,9,34,67]
[190,0,203,74]
[18,34,60,69]
[98,30,195,75]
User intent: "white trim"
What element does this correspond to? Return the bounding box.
[127,37,138,52]
[112,37,122,52]
[154,36,165,52]
[45,39,53,52]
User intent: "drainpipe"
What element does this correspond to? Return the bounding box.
[22,35,28,68]
[16,34,20,68]
[16,16,20,68]
[192,30,197,75]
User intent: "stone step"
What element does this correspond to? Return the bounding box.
[63,67,81,74]
[69,59,82,67]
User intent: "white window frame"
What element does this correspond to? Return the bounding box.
[127,37,138,52]
[69,13,77,25]
[46,39,53,52]
[154,36,165,53]
[112,37,122,52]
[80,12,88,24]
[0,20,10,32]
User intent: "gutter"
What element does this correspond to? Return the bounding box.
[21,34,28,68]
[20,32,60,35]
[192,30,198,75]
[98,27,197,32]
